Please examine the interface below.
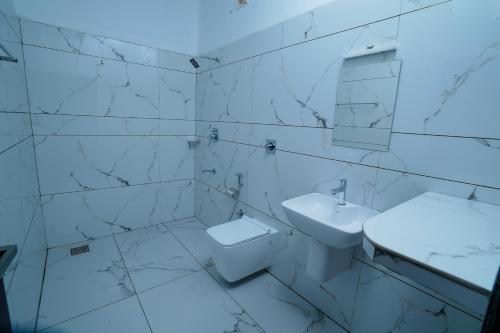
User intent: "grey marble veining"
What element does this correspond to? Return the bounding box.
[0,41,29,115]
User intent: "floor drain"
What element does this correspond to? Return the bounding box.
[70,245,90,256]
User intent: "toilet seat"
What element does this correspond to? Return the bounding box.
[207,217,271,247]
[206,216,278,282]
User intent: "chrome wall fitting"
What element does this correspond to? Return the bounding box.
[209,128,219,143]
[265,139,277,154]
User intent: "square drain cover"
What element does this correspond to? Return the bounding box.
[70,245,89,256]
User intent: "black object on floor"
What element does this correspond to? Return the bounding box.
[0,245,18,333]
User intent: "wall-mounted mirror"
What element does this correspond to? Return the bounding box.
[332,55,401,151]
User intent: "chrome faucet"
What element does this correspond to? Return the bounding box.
[330,179,347,205]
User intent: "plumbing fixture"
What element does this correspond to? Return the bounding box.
[330,179,347,205]
[209,128,219,143]
[189,58,200,68]
[265,139,277,154]
[187,137,200,149]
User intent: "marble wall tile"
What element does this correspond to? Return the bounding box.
[400,0,450,14]
[160,179,194,222]
[20,19,195,72]
[372,169,500,212]
[38,296,150,333]
[196,120,251,145]
[42,183,161,247]
[37,236,133,330]
[251,19,398,128]
[139,270,264,333]
[31,114,159,136]
[0,112,32,153]
[0,11,20,42]
[196,138,249,200]
[379,133,500,189]
[159,119,195,136]
[198,35,257,72]
[22,199,46,254]
[159,136,194,182]
[282,0,400,47]
[195,180,236,227]
[166,218,212,268]
[25,45,160,118]
[246,147,377,224]
[196,58,253,123]
[115,224,201,292]
[6,250,45,333]
[249,124,380,167]
[159,69,195,120]
[351,264,482,333]
[0,41,29,114]
[0,138,39,201]
[35,135,160,194]
[393,0,500,139]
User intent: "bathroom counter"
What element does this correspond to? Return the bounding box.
[363,192,500,316]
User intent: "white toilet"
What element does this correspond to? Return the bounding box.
[206,216,278,282]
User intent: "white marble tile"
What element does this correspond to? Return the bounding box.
[159,136,194,181]
[38,296,150,333]
[196,138,249,200]
[0,11,20,42]
[159,69,195,120]
[159,119,195,136]
[196,58,253,123]
[115,224,200,292]
[0,112,32,153]
[351,264,482,333]
[249,124,380,167]
[6,250,45,333]
[24,45,160,118]
[0,138,39,201]
[253,23,285,57]
[0,41,29,114]
[21,198,46,254]
[393,0,500,138]
[372,169,500,212]
[42,183,161,247]
[139,270,264,333]
[400,0,450,14]
[251,19,399,127]
[198,34,256,71]
[31,114,159,136]
[246,147,377,224]
[37,236,134,330]
[35,135,160,194]
[0,196,40,289]
[195,180,236,227]
[160,179,194,222]
[210,270,345,333]
[379,133,500,188]
[282,0,400,47]
[196,120,251,145]
[166,218,212,268]
[21,19,195,72]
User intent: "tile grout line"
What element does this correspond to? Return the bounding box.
[110,234,154,333]
[164,221,268,333]
[33,249,48,332]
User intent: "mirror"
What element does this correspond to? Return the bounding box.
[332,57,402,151]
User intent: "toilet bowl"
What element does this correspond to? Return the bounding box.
[206,216,277,282]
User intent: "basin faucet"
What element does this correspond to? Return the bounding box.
[330,179,347,205]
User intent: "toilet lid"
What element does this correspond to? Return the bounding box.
[207,216,271,247]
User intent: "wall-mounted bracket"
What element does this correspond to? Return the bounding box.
[265,139,277,154]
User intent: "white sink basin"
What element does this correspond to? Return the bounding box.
[282,193,378,249]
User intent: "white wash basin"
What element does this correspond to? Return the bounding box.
[282,193,378,249]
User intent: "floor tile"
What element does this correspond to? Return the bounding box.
[209,269,345,333]
[139,270,264,333]
[166,218,212,268]
[115,224,201,292]
[37,236,134,330]
[39,296,151,333]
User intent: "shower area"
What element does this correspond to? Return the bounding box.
[1,0,499,332]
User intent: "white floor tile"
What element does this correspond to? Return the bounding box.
[166,218,212,268]
[209,269,345,333]
[115,224,201,292]
[39,296,151,333]
[37,236,134,330]
[139,270,264,333]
